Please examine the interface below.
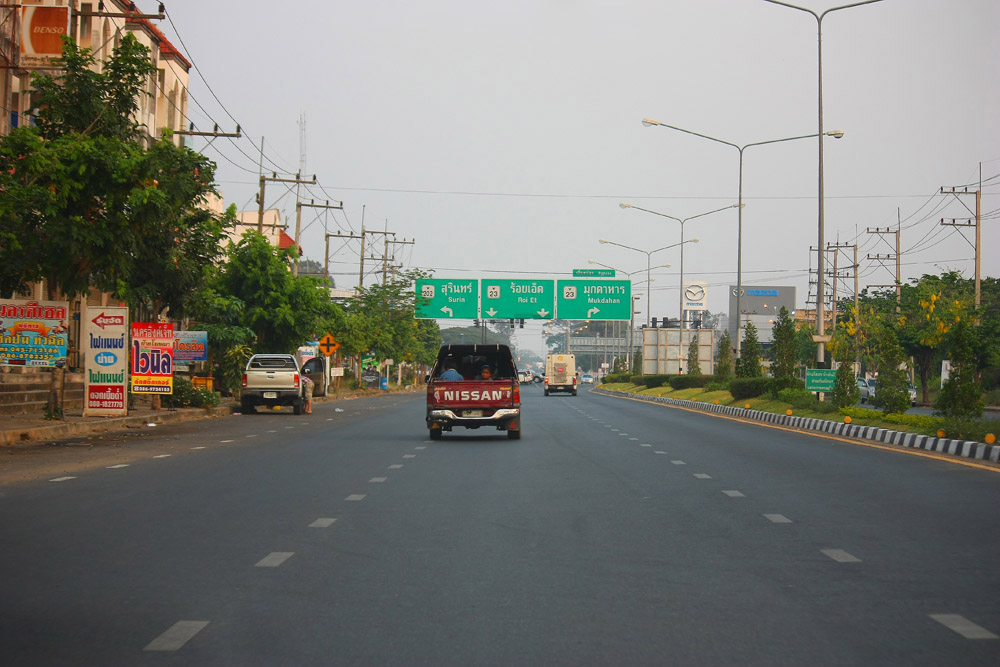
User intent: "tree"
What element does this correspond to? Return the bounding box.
[770,306,797,381]
[793,323,818,368]
[832,350,860,408]
[737,322,762,378]
[871,325,910,415]
[686,333,701,375]
[935,318,984,419]
[0,34,232,311]
[716,330,733,381]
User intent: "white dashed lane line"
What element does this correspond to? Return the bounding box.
[191,446,206,450]
[388,465,403,469]
[345,494,367,501]
[640,444,651,448]
[930,614,999,640]
[309,518,337,528]
[255,552,294,567]
[415,446,426,450]
[49,477,76,482]
[654,451,667,455]
[722,490,745,498]
[106,464,129,469]
[764,514,793,524]
[670,460,686,465]
[369,477,387,483]
[821,549,861,563]
[693,474,712,479]
[153,454,171,459]
[245,434,258,438]
[403,455,416,459]
[220,440,234,443]
[144,620,210,652]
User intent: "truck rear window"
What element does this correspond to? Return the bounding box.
[249,357,297,370]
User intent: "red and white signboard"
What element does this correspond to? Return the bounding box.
[131,322,174,395]
[83,306,129,417]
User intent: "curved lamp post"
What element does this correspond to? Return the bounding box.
[589,260,666,370]
[641,117,843,355]
[599,238,694,328]
[762,0,884,368]
[619,202,740,372]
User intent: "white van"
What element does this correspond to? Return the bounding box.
[544,353,577,396]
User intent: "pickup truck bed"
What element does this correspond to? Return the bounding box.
[241,354,304,415]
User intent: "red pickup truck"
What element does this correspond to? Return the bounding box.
[426,344,522,440]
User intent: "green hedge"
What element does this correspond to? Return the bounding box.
[770,377,805,395]
[730,377,771,400]
[777,387,817,409]
[163,376,220,408]
[601,373,632,384]
[669,374,716,390]
[632,374,670,388]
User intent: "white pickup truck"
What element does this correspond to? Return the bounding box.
[241,354,304,414]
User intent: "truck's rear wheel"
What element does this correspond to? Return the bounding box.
[507,422,521,440]
[429,428,442,440]
[293,401,303,415]
[240,398,255,414]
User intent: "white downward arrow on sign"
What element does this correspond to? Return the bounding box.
[587,307,600,318]
[537,309,549,317]
[440,306,453,317]
[486,308,498,317]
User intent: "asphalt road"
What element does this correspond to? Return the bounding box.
[1,386,998,666]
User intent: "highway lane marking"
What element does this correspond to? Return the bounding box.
[821,549,861,563]
[327,418,334,421]
[597,391,1000,473]
[284,426,295,429]
[389,465,403,469]
[369,477,387,483]
[191,446,206,450]
[255,552,294,567]
[403,454,416,459]
[654,451,667,455]
[153,455,171,459]
[415,446,426,450]
[722,490,745,497]
[345,494,367,501]
[693,473,712,479]
[267,430,277,433]
[629,437,638,441]
[764,514,793,523]
[106,464,129,469]
[310,518,337,528]
[670,460,686,465]
[929,614,998,639]
[641,444,652,447]
[49,477,76,482]
[220,439,234,443]
[245,434,258,438]
[144,620,209,652]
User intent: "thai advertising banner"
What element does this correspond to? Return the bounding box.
[83,307,128,417]
[174,331,208,363]
[131,322,173,394]
[0,299,69,367]
[20,4,71,70]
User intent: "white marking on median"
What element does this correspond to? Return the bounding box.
[930,614,998,639]
[309,518,337,528]
[821,549,861,563]
[255,552,294,567]
[153,455,171,459]
[144,620,209,652]
[345,494,366,501]
[106,464,129,469]
[722,490,745,498]
[49,477,76,482]
[389,465,403,469]
[693,474,712,479]
[369,477,387,483]
[764,514,792,523]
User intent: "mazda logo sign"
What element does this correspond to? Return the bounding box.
[685,285,706,301]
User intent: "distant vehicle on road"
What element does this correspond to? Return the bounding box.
[857,378,871,404]
[242,354,304,415]
[580,373,594,384]
[545,353,577,396]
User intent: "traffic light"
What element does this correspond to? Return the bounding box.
[473,319,480,327]
[509,319,515,327]
[651,317,659,328]
[519,319,525,328]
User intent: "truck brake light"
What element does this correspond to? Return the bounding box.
[294,373,300,388]
[513,381,520,404]
[241,373,247,388]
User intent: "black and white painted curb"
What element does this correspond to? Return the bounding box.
[591,388,1000,464]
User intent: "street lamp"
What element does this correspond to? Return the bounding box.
[619,202,740,372]
[641,117,843,356]
[762,0,884,368]
[588,260,664,371]
[599,238,690,327]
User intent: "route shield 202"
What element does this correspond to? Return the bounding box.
[415,279,479,319]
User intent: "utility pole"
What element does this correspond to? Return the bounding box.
[867,222,901,311]
[387,237,415,282]
[257,172,316,233]
[294,200,343,276]
[940,185,982,308]
[324,231,363,282]
[358,228,395,288]
[825,241,857,332]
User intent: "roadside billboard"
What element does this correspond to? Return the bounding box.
[20,4,70,70]
[174,330,208,363]
[0,299,69,367]
[130,322,174,394]
[83,307,128,417]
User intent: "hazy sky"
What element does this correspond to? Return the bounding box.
[157,0,998,355]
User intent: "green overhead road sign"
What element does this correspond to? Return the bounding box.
[480,279,555,319]
[804,369,837,392]
[415,279,479,319]
[556,280,632,320]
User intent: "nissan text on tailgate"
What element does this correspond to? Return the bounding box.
[426,344,521,440]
